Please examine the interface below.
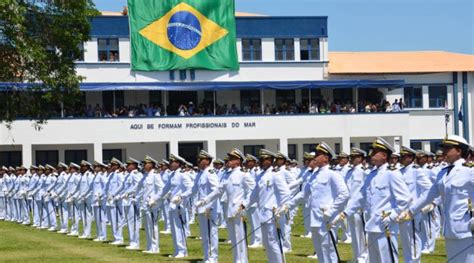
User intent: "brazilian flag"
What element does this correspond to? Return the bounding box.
[128,0,239,71]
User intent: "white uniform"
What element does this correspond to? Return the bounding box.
[246,166,262,246]
[137,168,164,252]
[191,166,219,262]
[157,168,193,257]
[410,159,474,263]
[42,173,58,230]
[399,163,431,263]
[119,169,143,248]
[54,171,70,232]
[105,169,125,243]
[244,166,291,263]
[289,164,349,263]
[344,164,368,262]
[345,163,411,263]
[204,166,255,263]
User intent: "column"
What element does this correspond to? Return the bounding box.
[453,72,460,135]
[422,85,429,109]
[341,136,350,154]
[279,138,288,155]
[94,143,103,162]
[169,140,179,155]
[462,72,470,141]
[22,144,32,167]
[207,140,216,159]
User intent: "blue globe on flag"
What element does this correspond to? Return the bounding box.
[167,11,202,50]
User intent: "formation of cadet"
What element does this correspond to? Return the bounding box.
[0,135,473,263]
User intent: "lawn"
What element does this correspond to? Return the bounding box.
[0,210,447,262]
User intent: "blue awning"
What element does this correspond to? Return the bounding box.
[0,80,404,91]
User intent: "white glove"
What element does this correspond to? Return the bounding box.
[121,193,128,199]
[275,204,289,218]
[320,206,332,221]
[382,212,396,228]
[196,199,206,208]
[148,198,157,208]
[171,195,182,204]
[331,212,347,226]
[421,203,435,214]
[396,210,413,223]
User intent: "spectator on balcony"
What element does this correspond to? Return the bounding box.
[385,101,392,112]
[188,102,194,115]
[309,101,318,114]
[392,99,401,112]
[178,104,187,116]
[94,104,102,117]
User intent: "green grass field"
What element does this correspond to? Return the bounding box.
[0,211,448,262]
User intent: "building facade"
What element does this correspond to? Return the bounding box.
[1,14,473,166]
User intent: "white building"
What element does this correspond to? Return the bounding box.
[1,12,473,166]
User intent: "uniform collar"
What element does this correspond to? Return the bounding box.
[377,163,389,171]
[318,164,330,171]
[453,158,466,166]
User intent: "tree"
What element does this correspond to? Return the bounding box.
[0,0,99,127]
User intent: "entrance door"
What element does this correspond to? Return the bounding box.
[178,142,203,166]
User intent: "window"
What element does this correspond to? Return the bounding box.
[404,86,423,108]
[242,39,262,61]
[244,145,264,157]
[98,38,119,61]
[103,149,122,164]
[240,90,261,114]
[102,90,124,113]
[303,144,317,153]
[410,141,422,150]
[77,42,84,61]
[0,151,22,167]
[300,38,320,60]
[359,143,372,154]
[430,140,442,153]
[275,38,294,61]
[65,150,87,164]
[334,143,341,154]
[288,144,297,160]
[429,86,447,108]
[36,150,59,165]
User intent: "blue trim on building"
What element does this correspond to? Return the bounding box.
[0,79,404,92]
[89,16,328,39]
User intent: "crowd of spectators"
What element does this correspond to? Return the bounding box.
[60,97,405,118]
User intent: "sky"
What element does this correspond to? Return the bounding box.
[93,0,474,54]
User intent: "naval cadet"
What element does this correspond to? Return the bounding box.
[399,135,474,263]
[340,137,411,263]
[244,153,263,248]
[190,150,219,263]
[343,147,369,262]
[154,154,193,258]
[286,142,349,263]
[197,148,254,263]
[138,156,164,254]
[398,146,432,263]
[243,149,292,263]
[105,158,125,245]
